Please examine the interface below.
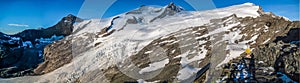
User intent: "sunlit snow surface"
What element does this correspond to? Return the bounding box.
[1,3,260,82]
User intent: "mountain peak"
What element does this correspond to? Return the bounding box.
[166,2,184,12]
[168,2,175,6]
[63,14,83,23]
[67,14,75,17]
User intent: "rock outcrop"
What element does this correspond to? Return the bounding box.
[218,21,300,82]
[33,38,72,75]
[253,24,300,82]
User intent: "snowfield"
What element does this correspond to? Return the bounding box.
[1,3,262,83]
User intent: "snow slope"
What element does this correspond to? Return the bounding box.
[1,3,261,83]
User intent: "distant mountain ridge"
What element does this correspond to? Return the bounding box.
[0,14,82,78]
[13,14,82,42]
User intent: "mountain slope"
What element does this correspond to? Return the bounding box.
[1,3,299,83]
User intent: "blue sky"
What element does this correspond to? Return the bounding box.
[0,0,299,34]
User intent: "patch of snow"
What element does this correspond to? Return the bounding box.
[262,38,271,44]
[177,65,201,80]
[171,49,176,54]
[176,48,206,67]
[217,50,244,67]
[253,24,257,27]
[139,59,169,74]
[258,61,264,64]
[280,16,290,21]
[159,40,176,44]
[144,50,153,54]
[38,51,43,57]
[22,41,33,48]
[35,35,64,44]
[11,37,20,40]
[223,29,242,44]
[254,28,260,31]
[263,25,269,32]
[241,34,259,44]
[64,20,71,23]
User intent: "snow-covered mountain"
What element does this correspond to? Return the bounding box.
[1,2,299,83]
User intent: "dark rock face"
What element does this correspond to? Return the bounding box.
[254,42,300,82]
[0,45,9,59]
[0,33,41,78]
[0,48,42,78]
[274,24,300,43]
[253,23,300,82]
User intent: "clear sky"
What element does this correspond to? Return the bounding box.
[0,0,299,34]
